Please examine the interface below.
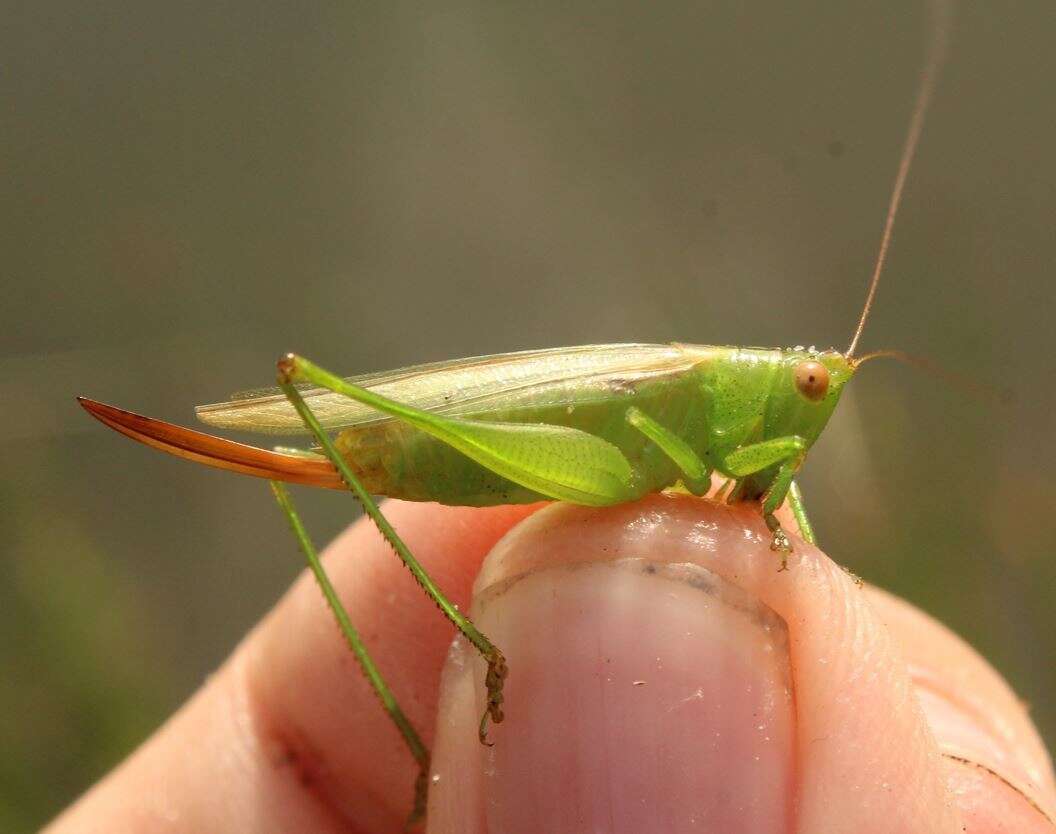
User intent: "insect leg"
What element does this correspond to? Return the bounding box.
[761,457,805,564]
[275,368,509,746]
[722,436,807,487]
[722,436,808,561]
[625,406,711,495]
[785,480,817,545]
[269,482,430,826]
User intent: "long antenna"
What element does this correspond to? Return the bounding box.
[852,349,1013,404]
[846,0,953,358]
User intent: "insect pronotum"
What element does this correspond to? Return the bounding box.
[79,0,951,822]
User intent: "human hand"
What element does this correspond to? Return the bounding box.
[47,496,1055,833]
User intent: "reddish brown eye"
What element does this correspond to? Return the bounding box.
[794,360,829,401]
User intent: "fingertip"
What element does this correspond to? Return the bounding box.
[430,495,968,833]
[242,500,542,828]
[432,499,796,834]
[866,585,1056,827]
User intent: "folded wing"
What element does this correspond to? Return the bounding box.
[195,343,712,436]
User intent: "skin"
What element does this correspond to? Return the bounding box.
[45,496,1055,833]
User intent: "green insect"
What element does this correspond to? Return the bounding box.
[79,2,950,823]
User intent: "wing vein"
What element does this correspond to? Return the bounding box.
[195,343,714,436]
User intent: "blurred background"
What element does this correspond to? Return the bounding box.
[3,1,1054,828]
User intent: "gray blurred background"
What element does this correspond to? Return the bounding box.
[3,1,1054,829]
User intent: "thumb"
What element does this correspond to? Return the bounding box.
[425,495,1054,833]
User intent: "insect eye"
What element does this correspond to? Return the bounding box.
[794,360,829,402]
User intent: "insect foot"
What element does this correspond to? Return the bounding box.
[405,763,431,832]
[479,650,509,747]
[765,513,793,570]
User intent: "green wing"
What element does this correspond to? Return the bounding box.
[196,343,715,436]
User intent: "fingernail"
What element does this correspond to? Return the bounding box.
[430,535,794,833]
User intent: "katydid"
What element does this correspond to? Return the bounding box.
[78,0,950,823]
